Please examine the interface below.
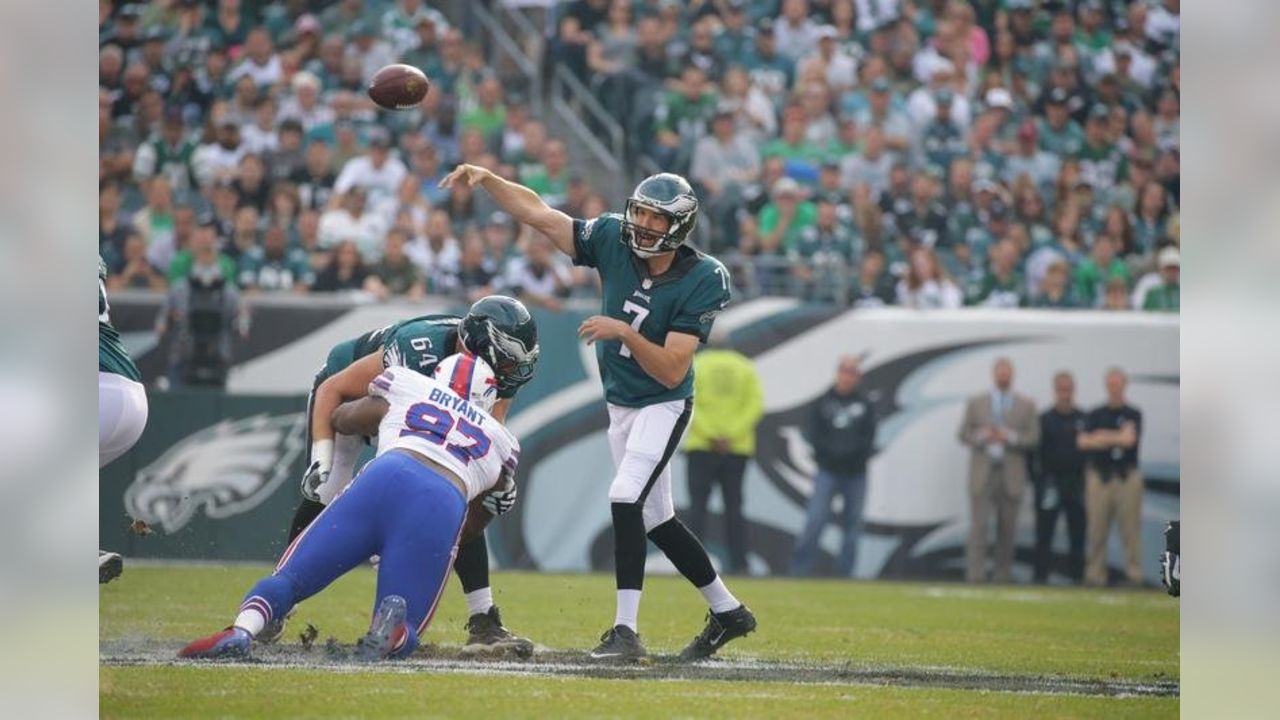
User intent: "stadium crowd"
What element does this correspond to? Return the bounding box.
[101,0,600,312]
[99,0,1179,312]
[557,0,1179,309]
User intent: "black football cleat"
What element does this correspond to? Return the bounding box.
[588,624,649,663]
[679,605,757,661]
[461,605,534,658]
[99,550,123,585]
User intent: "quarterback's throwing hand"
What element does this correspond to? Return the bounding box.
[438,163,491,190]
[578,316,630,345]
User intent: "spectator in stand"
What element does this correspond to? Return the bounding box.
[280,72,334,133]
[775,0,820,62]
[291,138,337,211]
[799,25,858,95]
[840,126,893,197]
[743,18,795,110]
[763,110,823,181]
[227,205,261,261]
[99,180,131,270]
[715,1,755,67]
[920,90,969,175]
[555,0,610,80]
[368,227,426,301]
[523,139,572,210]
[850,249,897,308]
[334,129,408,206]
[1032,371,1088,584]
[238,225,313,294]
[1073,233,1131,307]
[482,212,518,269]
[969,238,1025,308]
[436,235,497,303]
[169,217,237,287]
[1079,367,1144,587]
[1027,258,1078,309]
[131,176,176,272]
[791,356,878,578]
[109,231,168,291]
[347,21,396,86]
[460,76,507,143]
[690,107,761,253]
[133,108,199,194]
[758,177,816,259]
[312,239,372,293]
[791,198,859,302]
[1132,181,1172,257]
[897,246,963,309]
[239,96,280,156]
[681,16,726,82]
[682,329,763,575]
[1003,120,1060,195]
[232,153,270,213]
[653,65,719,172]
[318,187,386,262]
[407,208,462,281]
[502,234,573,312]
[957,357,1039,583]
[1139,246,1180,312]
[1036,88,1084,157]
[268,121,307,184]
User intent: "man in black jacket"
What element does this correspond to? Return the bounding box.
[1032,371,1088,583]
[789,357,878,578]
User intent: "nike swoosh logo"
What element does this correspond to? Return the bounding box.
[590,651,624,658]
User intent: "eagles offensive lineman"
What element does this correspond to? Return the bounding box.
[99,256,148,584]
[284,295,539,654]
[441,166,756,662]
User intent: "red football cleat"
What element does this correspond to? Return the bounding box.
[178,627,252,660]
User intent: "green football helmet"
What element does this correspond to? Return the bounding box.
[459,295,539,398]
[622,173,699,258]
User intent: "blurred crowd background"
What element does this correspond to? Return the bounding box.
[99,0,1179,312]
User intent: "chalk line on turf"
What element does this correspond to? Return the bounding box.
[99,640,1178,698]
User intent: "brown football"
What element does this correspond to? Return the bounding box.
[367,64,430,110]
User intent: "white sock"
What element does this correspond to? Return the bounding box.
[615,589,642,631]
[464,588,494,617]
[234,608,267,636]
[698,576,741,614]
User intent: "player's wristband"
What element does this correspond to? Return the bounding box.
[311,439,334,472]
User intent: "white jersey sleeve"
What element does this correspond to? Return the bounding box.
[368,367,519,501]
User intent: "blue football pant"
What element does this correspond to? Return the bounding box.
[241,450,467,658]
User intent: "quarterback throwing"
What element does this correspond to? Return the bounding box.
[441,165,756,662]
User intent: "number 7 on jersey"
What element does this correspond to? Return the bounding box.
[618,300,649,358]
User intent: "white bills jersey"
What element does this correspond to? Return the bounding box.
[367,367,519,501]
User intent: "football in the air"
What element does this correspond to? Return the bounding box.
[367,64,430,110]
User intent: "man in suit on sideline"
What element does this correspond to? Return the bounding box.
[957,357,1041,583]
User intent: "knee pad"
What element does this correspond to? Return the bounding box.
[608,452,661,504]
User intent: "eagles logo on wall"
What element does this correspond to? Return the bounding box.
[124,413,306,533]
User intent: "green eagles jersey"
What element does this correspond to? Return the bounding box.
[316,314,460,384]
[99,257,141,382]
[572,213,731,408]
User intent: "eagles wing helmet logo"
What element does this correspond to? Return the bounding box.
[125,413,306,533]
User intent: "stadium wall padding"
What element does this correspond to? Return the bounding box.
[102,297,1179,583]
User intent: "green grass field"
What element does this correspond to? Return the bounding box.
[100,565,1178,718]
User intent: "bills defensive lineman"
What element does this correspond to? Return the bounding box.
[179,353,521,660]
